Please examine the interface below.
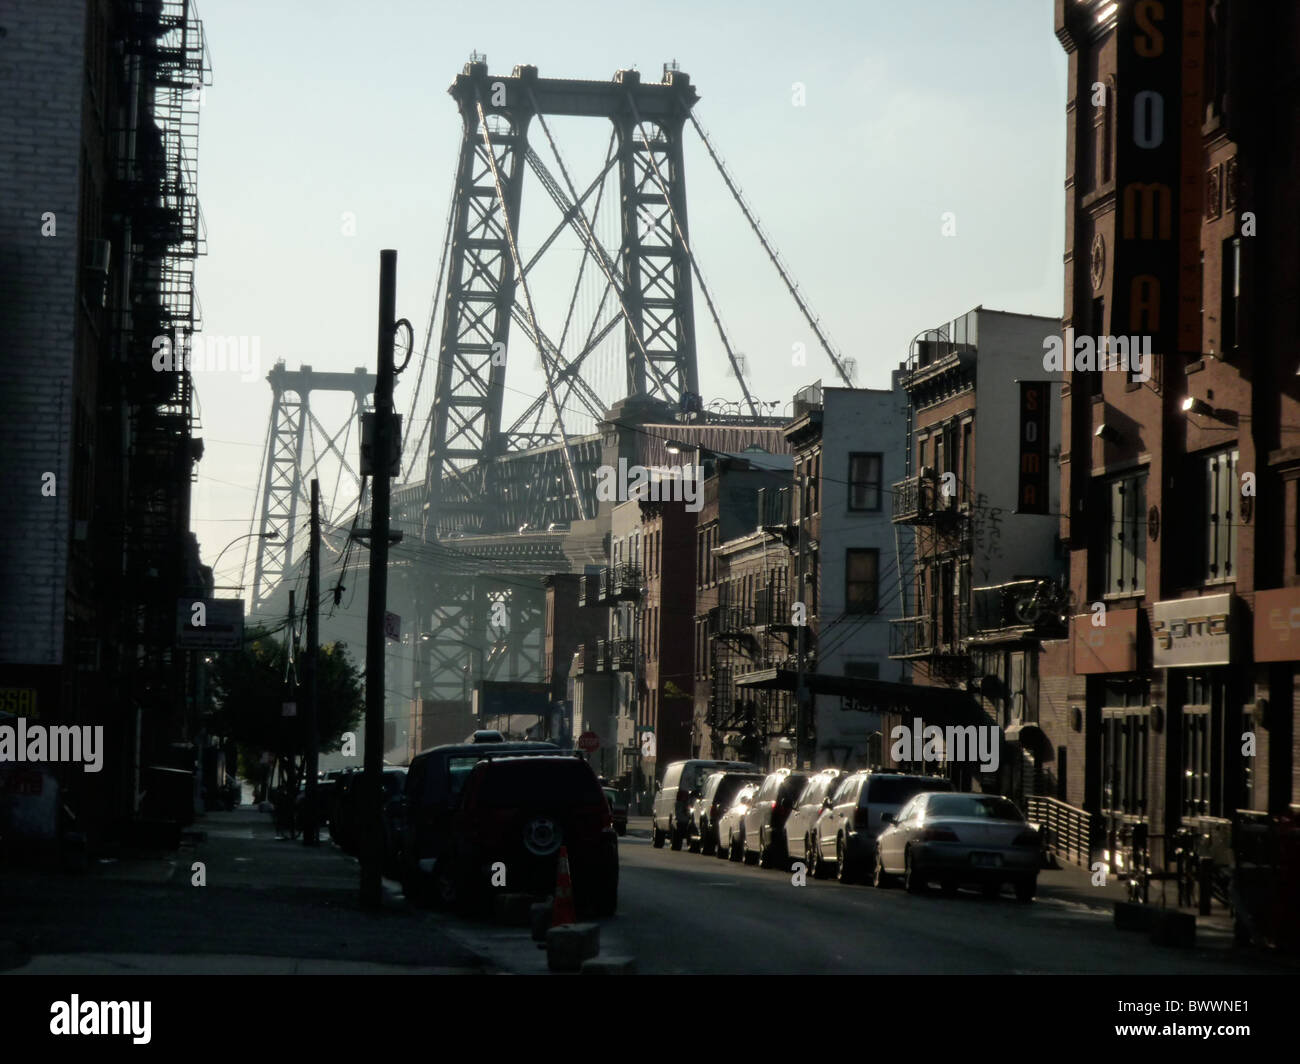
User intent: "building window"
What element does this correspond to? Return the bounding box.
[848,453,882,511]
[1205,449,1238,584]
[1101,681,1148,817]
[1221,237,1240,356]
[846,549,879,614]
[1105,471,1147,596]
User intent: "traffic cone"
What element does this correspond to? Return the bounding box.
[551,845,576,927]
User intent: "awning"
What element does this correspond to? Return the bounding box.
[1004,721,1052,757]
[733,669,987,725]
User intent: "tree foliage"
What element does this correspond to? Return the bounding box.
[208,628,364,762]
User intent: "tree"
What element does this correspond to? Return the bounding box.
[208,628,364,791]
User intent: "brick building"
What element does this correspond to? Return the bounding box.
[1050,0,1300,876]
[0,0,211,844]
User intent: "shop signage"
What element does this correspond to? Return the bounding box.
[1151,593,1233,668]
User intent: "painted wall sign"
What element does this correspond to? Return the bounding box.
[1113,0,1184,355]
[1016,381,1050,515]
[1253,587,1300,663]
[1151,593,1233,667]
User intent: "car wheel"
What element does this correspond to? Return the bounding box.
[836,838,855,884]
[758,830,770,869]
[904,848,927,894]
[805,836,818,878]
[743,833,758,866]
[940,875,959,896]
[872,845,894,889]
[670,821,684,851]
[1014,876,1037,903]
[616,824,626,837]
[652,820,665,848]
[728,832,743,862]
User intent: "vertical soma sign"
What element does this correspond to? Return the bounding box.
[1114,0,1183,356]
[1016,381,1050,515]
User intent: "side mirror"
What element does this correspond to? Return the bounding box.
[881,813,896,825]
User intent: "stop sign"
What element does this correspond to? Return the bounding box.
[577,731,600,752]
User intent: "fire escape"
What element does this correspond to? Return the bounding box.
[888,335,975,684]
[116,1,210,738]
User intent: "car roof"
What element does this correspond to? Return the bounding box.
[411,741,558,764]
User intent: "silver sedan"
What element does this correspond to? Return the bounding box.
[717,783,760,862]
[872,792,1041,901]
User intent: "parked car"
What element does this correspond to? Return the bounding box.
[814,770,954,883]
[437,754,618,916]
[873,791,1040,901]
[782,769,846,874]
[602,786,628,837]
[742,769,811,869]
[717,783,761,862]
[652,759,760,850]
[397,740,560,905]
[689,770,764,855]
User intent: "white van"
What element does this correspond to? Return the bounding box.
[652,759,760,850]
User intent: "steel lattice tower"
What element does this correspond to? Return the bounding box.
[424,61,701,539]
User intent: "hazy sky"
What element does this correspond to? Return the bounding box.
[189,0,1067,592]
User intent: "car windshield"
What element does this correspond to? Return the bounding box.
[478,761,602,807]
[925,794,1024,821]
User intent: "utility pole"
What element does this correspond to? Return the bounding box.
[303,478,320,846]
[284,589,295,807]
[362,250,398,908]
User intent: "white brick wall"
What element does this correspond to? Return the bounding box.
[0,1,88,664]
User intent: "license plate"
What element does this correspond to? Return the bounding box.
[971,852,1002,868]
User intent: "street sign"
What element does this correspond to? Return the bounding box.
[578,731,600,752]
[176,598,244,650]
[384,611,401,641]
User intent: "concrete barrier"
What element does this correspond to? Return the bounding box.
[581,955,636,974]
[546,922,600,972]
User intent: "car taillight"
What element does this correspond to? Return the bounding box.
[711,802,719,815]
[921,826,959,842]
[1013,829,1039,847]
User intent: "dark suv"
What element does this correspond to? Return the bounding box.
[441,755,618,916]
[689,770,764,855]
[397,740,559,905]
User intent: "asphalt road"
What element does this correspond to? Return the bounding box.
[572,832,1278,975]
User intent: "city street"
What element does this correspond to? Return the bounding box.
[1,808,1290,977]
[439,820,1288,976]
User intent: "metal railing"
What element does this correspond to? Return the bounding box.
[1025,795,1097,870]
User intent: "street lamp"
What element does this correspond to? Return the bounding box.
[210,530,280,584]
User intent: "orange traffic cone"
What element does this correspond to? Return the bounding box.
[551,845,576,927]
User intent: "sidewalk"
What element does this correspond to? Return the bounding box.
[0,807,488,975]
